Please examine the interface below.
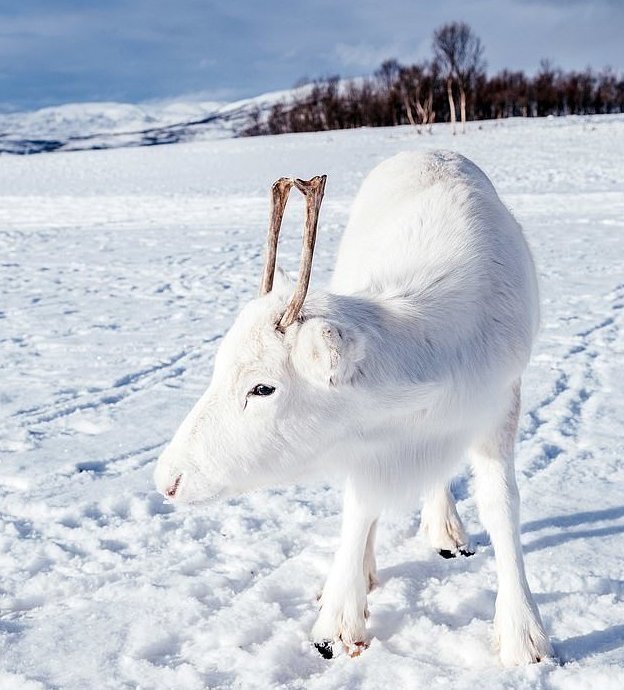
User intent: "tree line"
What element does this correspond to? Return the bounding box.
[242,22,624,137]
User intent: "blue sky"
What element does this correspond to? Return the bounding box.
[0,0,622,111]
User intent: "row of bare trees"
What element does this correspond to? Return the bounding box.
[242,22,623,137]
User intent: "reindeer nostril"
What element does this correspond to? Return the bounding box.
[166,474,182,498]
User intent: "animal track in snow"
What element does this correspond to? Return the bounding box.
[521,282,621,479]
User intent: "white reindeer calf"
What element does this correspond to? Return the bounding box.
[155,150,552,666]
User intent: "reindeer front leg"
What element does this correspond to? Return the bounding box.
[313,479,378,658]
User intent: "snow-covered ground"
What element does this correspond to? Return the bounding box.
[1,115,623,689]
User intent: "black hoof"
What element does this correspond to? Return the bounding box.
[438,549,456,559]
[314,640,334,659]
[459,548,475,557]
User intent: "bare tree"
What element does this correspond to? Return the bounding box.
[398,65,421,128]
[433,22,485,133]
[433,26,458,133]
[534,59,560,116]
[596,67,619,114]
[398,63,436,133]
[375,59,402,126]
[456,33,485,128]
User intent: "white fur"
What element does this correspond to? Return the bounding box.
[154,150,551,665]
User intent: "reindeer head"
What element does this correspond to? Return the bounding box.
[154,175,364,503]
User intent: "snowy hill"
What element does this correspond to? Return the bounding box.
[0,115,623,689]
[0,88,300,154]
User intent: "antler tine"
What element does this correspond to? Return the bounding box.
[260,177,295,295]
[278,174,327,330]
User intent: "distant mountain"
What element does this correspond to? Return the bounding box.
[0,88,299,155]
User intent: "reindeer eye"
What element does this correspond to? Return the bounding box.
[248,384,276,397]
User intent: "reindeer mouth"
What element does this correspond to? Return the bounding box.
[164,477,227,506]
[165,474,182,498]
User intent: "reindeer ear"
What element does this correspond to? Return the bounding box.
[290,318,364,388]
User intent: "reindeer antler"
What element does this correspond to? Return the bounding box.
[278,176,326,329]
[259,174,327,331]
[260,177,296,296]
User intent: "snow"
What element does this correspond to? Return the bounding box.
[0,87,306,155]
[1,114,624,689]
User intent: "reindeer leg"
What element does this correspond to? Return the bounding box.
[421,483,473,558]
[470,381,551,665]
[363,518,379,593]
[313,478,378,659]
